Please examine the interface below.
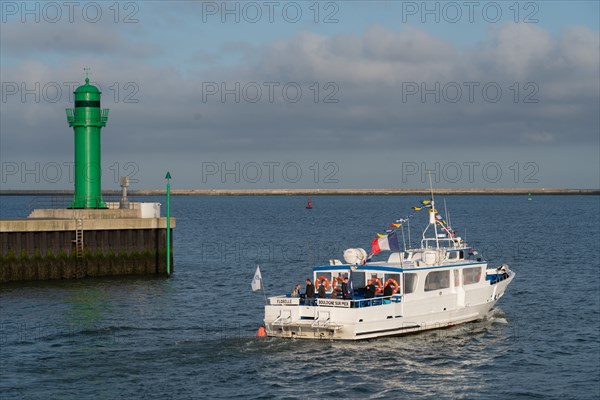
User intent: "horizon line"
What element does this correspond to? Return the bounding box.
[1,188,599,196]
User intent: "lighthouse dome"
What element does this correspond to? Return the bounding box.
[74,77,101,104]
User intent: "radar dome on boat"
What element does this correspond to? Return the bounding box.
[343,248,367,265]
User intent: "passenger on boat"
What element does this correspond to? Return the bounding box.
[291,284,301,297]
[318,282,327,298]
[383,281,395,297]
[383,281,395,304]
[365,282,376,299]
[305,279,315,305]
[341,278,349,299]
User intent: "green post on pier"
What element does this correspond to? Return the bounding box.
[165,172,172,276]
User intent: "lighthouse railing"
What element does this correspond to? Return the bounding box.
[66,108,75,125]
[28,195,140,213]
[100,109,109,124]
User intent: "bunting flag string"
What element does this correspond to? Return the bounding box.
[436,220,459,238]
[369,198,463,256]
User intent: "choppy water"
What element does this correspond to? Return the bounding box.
[1,195,599,399]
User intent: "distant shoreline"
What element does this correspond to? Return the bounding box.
[1,188,598,196]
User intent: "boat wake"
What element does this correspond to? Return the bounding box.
[486,308,508,324]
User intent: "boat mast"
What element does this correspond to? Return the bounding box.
[428,173,440,249]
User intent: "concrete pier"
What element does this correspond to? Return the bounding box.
[0,206,175,283]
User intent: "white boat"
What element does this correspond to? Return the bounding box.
[263,192,515,340]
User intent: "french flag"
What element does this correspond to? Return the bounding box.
[371,232,400,255]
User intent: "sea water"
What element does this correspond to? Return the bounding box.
[1,195,599,399]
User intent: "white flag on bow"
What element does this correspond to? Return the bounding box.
[251,265,262,292]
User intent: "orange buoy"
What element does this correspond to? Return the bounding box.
[257,325,266,337]
[368,278,383,294]
[384,278,399,295]
[316,276,331,290]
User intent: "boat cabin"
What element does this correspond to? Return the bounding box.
[305,246,491,308]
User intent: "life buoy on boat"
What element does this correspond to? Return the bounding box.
[368,278,382,294]
[316,276,330,290]
[331,277,344,290]
[384,278,399,294]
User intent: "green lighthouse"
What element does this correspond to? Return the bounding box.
[66,75,109,208]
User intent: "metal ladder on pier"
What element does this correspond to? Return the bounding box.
[75,219,84,258]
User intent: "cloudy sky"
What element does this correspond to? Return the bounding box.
[1,1,598,190]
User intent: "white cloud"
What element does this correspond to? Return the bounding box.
[1,21,159,58]
[1,23,598,187]
[477,24,555,79]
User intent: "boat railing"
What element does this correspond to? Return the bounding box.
[268,294,401,308]
[421,237,462,249]
[349,295,401,308]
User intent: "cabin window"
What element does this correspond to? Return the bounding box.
[462,267,482,285]
[384,274,401,291]
[403,273,417,294]
[459,250,464,259]
[315,272,332,290]
[454,269,460,287]
[368,273,382,281]
[448,252,458,260]
[351,272,365,290]
[424,270,450,292]
[331,272,348,290]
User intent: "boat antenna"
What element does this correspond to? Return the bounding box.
[428,173,440,249]
[398,229,404,267]
[407,217,411,250]
[444,198,449,227]
[401,221,407,252]
[444,198,454,246]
